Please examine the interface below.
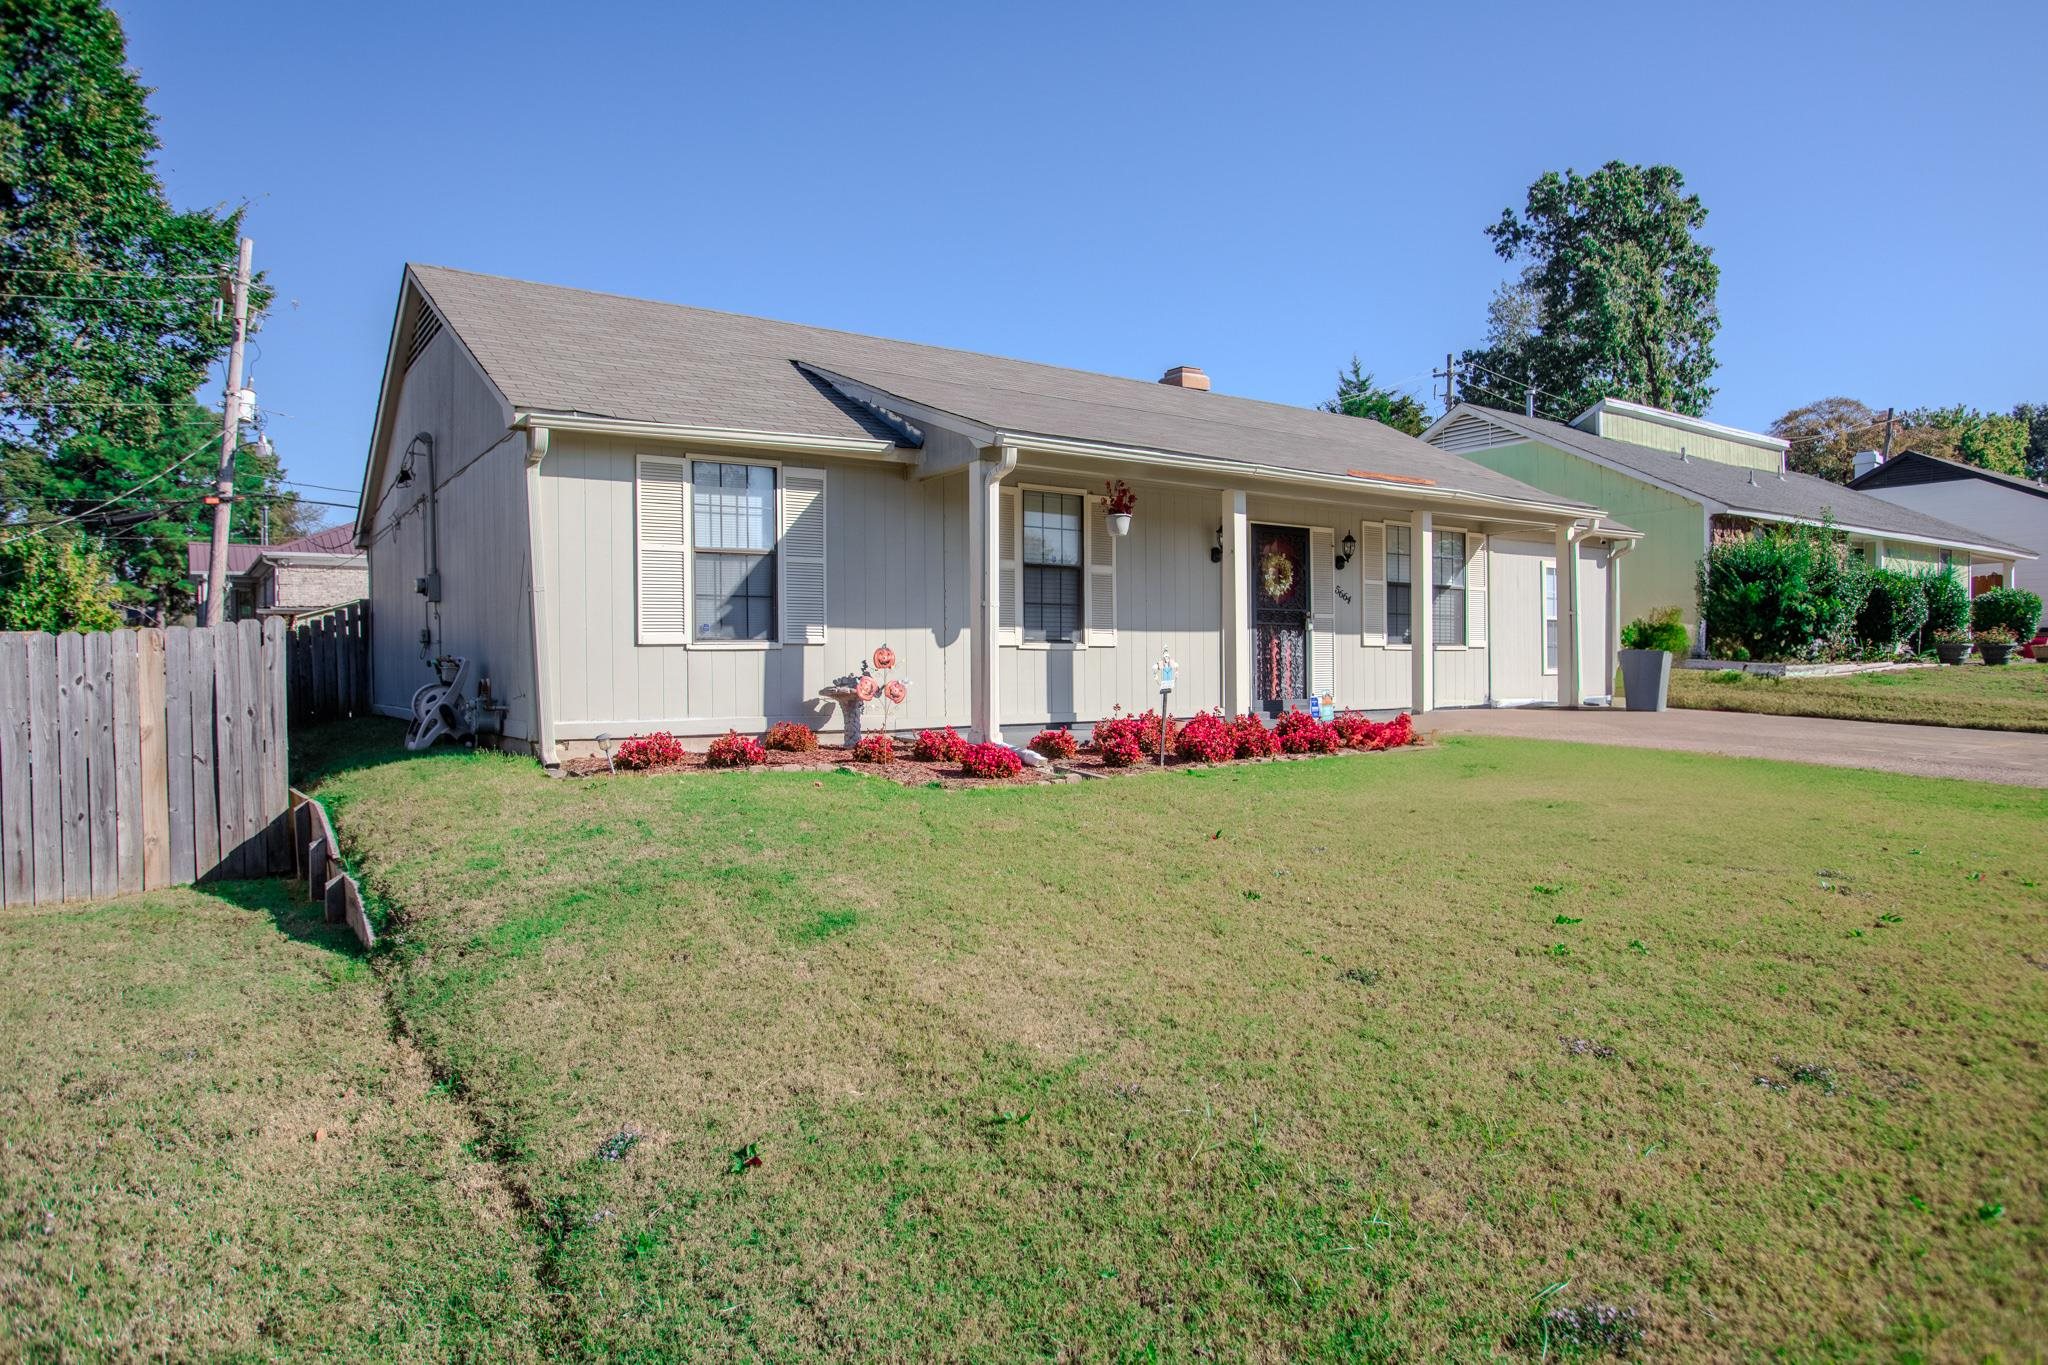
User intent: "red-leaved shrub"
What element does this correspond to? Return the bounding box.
[705,730,766,768]
[911,727,968,763]
[1173,710,1236,764]
[1028,728,1079,760]
[851,733,897,764]
[1095,728,1144,767]
[959,742,1023,779]
[614,731,684,769]
[1273,709,1340,754]
[762,721,817,753]
[1332,711,1374,748]
[1366,712,1418,750]
[1231,713,1279,759]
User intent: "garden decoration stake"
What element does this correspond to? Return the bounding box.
[1152,649,1177,768]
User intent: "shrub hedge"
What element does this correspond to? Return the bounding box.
[1855,569,1928,653]
[1972,586,2043,641]
[1697,520,1866,661]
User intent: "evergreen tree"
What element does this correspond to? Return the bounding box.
[1319,357,1430,436]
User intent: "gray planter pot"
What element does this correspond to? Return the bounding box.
[1977,641,2016,666]
[1618,648,1672,712]
[1935,641,1972,665]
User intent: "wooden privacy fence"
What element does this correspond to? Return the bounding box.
[288,600,370,725]
[291,789,374,950]
[0,619,289,907]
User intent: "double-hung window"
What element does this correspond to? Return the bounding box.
[1021,491,1083,643]
[1541,561,1559,673]
[1384,524,1413,645]
[1433,531,1467,646]
[692,461,776,641]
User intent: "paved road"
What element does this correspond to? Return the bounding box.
[1425,706,2048,787]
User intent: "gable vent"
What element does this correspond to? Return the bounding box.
[1431,411,1517,454]
[404,304,444,372]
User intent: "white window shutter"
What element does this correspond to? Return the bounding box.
[997,486,1020,644]
[1466,533,1488,648]
[1085,496,1117,645]
[779,467,827,645]
[1357,520,1386,645]
[1309,527,1335,696]
[635,455,689,644]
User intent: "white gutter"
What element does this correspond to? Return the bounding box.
[998,431,1606,523]
[511,411,903,458]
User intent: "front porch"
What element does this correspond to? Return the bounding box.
[956,445,1628,742]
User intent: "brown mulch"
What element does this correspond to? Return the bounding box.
[560,735,1425,788]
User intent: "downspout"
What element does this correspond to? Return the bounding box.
[523,426,558,765]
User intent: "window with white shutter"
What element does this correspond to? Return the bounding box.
[998,486,1020,644]
[1309,527,1335,694]
[1084,495,1116,645]
[1357,521,1386,645]
[779,468,827,644]
[635,456,690,644]
[1465,534,1488,648]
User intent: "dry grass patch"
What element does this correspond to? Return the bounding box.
[1664,659,2048,732]
[0,881,542,1360]
[281,721,2048,1360]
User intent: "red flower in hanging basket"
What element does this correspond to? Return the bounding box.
[883,679,908,705]
[1104,480,1137,516]
[872,645,897,670]
[854,675,879,702]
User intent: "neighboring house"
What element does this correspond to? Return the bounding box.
[357,266,1644,762]
[1421,398,2033,646]
[188,524,367,622]
[1848,450,2048,594]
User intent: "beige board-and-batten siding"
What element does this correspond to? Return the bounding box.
[363,314,538,745]
[535,445,1615,740]
[0,620,290,907]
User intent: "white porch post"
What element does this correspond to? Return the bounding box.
[967,452,1009,743]
[1410,508,1433,713]
[1604,543,1624,704]
[1555,523,1582,708]
[1220,490,1249,717]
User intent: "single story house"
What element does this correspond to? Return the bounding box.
[187,524,367,622]
[1847,450,2047,594]
[1421,398,2033,645]
[356,266,1644,762]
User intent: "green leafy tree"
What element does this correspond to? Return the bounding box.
[1900,406,2028,477]
[2,0,290,609]
[1771,397,1887,482]
[2003,401,2046,480]
[0,530,122,631]
[1320,357,1430,436]
[1460,162,1720,419]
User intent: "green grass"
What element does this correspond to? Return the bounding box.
[1662,658,2048,732]
[9,724,2045,1359]
[0,880,543,1359]
[291,721,2045,1360]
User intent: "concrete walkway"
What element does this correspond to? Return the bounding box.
[1425,706,2048,787]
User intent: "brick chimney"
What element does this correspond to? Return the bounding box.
[1159,365,1209,391]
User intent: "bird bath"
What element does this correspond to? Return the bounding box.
[818,678,868,746]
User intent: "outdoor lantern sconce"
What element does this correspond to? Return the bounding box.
[1210,524,1224,563]
[1335,531,1357,570]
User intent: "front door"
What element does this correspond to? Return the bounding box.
[1251,524,1309,715]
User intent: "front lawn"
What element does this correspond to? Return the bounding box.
[276,722,2046,1360]
[1663,659,2048,733]
[0,882,542,1360]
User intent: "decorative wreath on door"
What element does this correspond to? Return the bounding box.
[1258,542,1297,601]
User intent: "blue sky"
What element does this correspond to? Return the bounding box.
[121,0,2046,518]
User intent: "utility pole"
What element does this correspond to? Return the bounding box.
[1525,365,1537,418]
[202,238,252,627]
[1880,406,1896,459]
[1431,352,1457,414]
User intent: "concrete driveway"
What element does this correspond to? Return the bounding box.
[1425,706,2048,787]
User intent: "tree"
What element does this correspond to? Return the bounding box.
[1900,406,2028,477]
[1459,162,1720,420]
[1320,357,1430,436]
[0,530,122,631]
[2,0,290,609]
[2004,402,2046,480]
[1771,397,1887,482]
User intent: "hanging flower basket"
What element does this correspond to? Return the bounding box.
[1104,480,1136,536]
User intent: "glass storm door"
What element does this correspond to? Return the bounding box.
[1250,524,1309,714]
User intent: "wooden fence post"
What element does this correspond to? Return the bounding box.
[0,634,30,906]
[138,630,170,890]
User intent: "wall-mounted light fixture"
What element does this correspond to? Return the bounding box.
[1335,531,1358,570]
[1210,524,1224,564]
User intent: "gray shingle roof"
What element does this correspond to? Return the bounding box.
[1849,449,2048,502]
[1447,405,2034,557]
[408,265,1599,513]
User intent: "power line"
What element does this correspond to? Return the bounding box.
[0,437,217,547]
[0,266,224,282]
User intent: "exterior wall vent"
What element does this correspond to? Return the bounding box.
[1431,411,1517,454]
[404,304,444,373]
